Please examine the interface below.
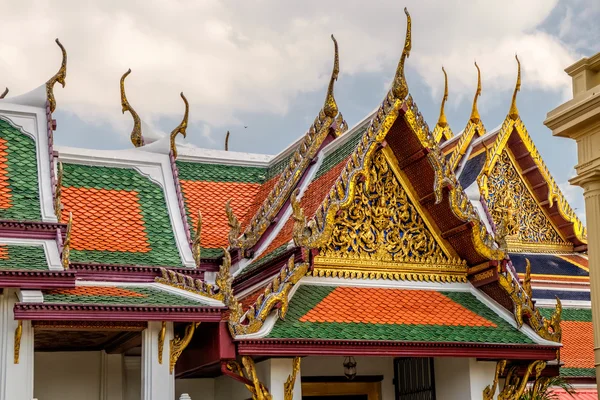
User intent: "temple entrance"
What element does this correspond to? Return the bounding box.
[302,381,381,400]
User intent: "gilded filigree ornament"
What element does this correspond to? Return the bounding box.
[312,148,466,281]
[226,200,242,245]
[497,360,547,400]
[46,39,67,113]
[509,55,521,120]
[498,262,561,342]
[227,356,272,400]
[478,116,586,245]
[158,321,166,364]
[170,92,189,159]
[446,118,487,172]
[0,87,8,99]
[192,210,202,267]
[229,34,346,251]
[523,258,532,299]
[14,320,22,364]
[54,161,63,221]
[169,322,200,374]
[284,357,301,400]
[229,255,308,336]
[391,8,412,100]
[120,69,144,148]
[61,212,72,269]
[155,267,222,301]
[485,151,570,251]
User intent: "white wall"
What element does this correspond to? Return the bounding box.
[35,352,102,400]
[434,358,497,400]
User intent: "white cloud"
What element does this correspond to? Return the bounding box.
[0,0,582,141]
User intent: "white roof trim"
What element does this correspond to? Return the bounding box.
[0,102,57,222]
[0,237,62,271]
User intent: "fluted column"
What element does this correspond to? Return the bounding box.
[141,321,174,400]
[545,51,600,381]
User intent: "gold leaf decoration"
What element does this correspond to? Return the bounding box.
[170,92,189,159]
[46,39,67,113]
[120,69,144,148]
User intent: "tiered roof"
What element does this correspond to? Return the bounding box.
[0,8,589,380]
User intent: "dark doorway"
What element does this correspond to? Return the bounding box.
[394,358,436,400]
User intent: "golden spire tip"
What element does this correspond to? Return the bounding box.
[509,54,521,120]
[120,68,144,148]
[470,61,481,123]
[170,92,189,159]
[391,7,412,99]
[323,34,340,118]
[437,66,448,128]
[46,38,67,113]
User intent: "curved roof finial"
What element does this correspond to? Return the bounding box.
[437,67,449,128]
[392,7,412,100]
[46,38,67,113]
[225,131,230,151]
[323,34,340,118]
[509,54,521,120]
[470,61,482,123]
[170,92,189,159]
[0,88,8,99]
[120,69,144,148]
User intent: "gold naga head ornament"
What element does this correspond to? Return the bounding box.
[170,92,189,159]
[509,54,521,120]
[0,87,8,99]
[470,61,482,123]
[437,66,449,128]
[323,34,340,118]
[120,69,144,148]
[391,7,412,100]
[46,38,67,113]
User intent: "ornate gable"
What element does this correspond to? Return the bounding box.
[485,149,571,253]
[313,148,466,282]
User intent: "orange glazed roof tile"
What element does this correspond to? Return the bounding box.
[48,287,146,297]
[61,187,151,253]
[0,138,11,210]
[562,320,594,369]
[300,287,496,327]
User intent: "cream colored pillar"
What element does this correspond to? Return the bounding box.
[141,321,175,400]
[545,52,600,382]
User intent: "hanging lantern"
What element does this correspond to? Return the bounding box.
[343,356,357,380]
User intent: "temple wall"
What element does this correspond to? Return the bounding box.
[34,351,102,400]
[434,358,497,400]
[176,378,215,400]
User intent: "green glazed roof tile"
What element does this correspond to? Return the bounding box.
[43,286,209,306]
[0,119,42,221]
[539,307,591,322]
[61,163,182,266]
[176,161,266,183]
[0,244,48,270]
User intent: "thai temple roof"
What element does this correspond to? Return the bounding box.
[0,10,591,382]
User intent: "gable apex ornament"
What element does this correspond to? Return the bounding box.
[391,8,412,100]
[46,38,67,113]
[437,66,449,128]
[509,54,521,120]
[170,92,189,159]
[470,61,482,123]
[120,69,144,148]
[323,34,340,118]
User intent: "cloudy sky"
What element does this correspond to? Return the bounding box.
[1,0,598,220]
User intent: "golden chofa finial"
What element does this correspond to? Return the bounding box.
[509,54,521,120]
[323,34,340,118]
[46,38,67,113]
[225,131,230,151]
[0,88,8,99]
[392,7,412,100]
[120,69,144,148]
[192,210,202,267]
[437,67,449,128]
[470,61,482,123]
[170,92,189,159]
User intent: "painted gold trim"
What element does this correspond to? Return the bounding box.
[169,322,199,374]
[170,93,189,159]
[557,254,589,272]
[158,321,166,365]
[284,357,301,400]
[14,320,22,364]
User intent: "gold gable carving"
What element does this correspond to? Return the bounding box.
[485,150,572,253]
[313,149,467,282]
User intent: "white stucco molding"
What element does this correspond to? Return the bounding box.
[56,146,195,267]
[0,102,57,222]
